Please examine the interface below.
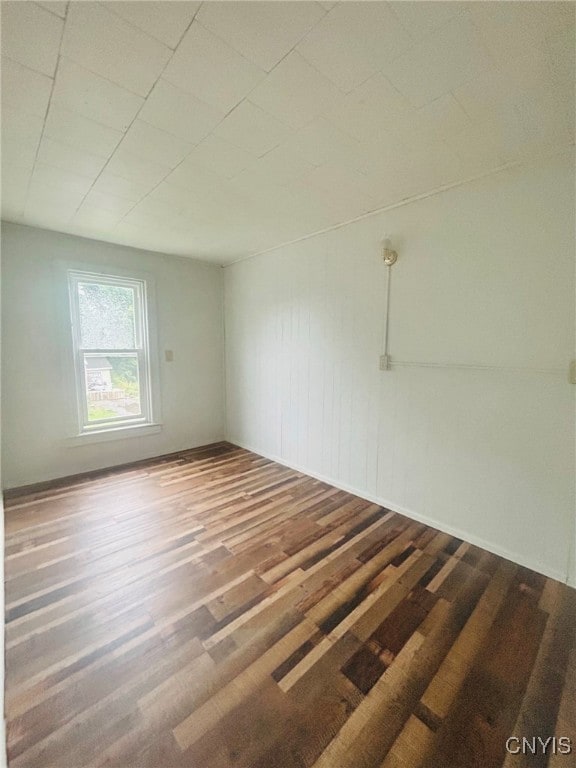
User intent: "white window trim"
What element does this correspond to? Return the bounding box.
[59,261,162,444]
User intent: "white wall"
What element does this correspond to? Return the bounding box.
[1,223,225,488]
[225,151,576,586]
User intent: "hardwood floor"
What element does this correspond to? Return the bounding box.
[4,442,575,768]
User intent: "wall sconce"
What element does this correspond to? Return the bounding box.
[382,237,398,266]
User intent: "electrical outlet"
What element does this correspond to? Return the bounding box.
[165,350,174,362]
[379,354,390,371]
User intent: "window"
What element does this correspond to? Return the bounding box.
[68,270,154,433]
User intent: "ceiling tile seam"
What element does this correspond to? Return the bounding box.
[171,5,337,136]
[464,9,501,81]
[1,54,54,83]
[293,4,472,97]
[223,141,575,268]
[54,54,161,101]
[62,6,211,226]
[21,6,67,218]
[99,0,201,53]
[3,57,138,138]
[193,1,331,75]
[173,1,204,50]
[293,24,402,98]
[449,87,477,124]
[189,16,276,73]
[33,1,68,21]
[35,139,118,179]
[386,2,467,49]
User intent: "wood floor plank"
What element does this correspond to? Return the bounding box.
[4,442,575,768]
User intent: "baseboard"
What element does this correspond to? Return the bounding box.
[228,437,571,587]
[2,440,234,498]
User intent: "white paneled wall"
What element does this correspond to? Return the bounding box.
[225,152,576,586]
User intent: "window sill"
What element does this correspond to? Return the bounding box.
[65,422,162,446]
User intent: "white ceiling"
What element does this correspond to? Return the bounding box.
[1,1,574,264]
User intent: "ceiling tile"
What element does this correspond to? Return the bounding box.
[545,23,576,88]
[469,2,572,67]
[300,162,378,212]
[327,72,411,144]
[1,109,44,169]
[297,2,411,93]
[214,100,292,157]
[37,137,108,177]
[359,138,466,203]
[44,105,124,159]
[35,2,68,19]
[92,171,152,202]
[249,51,344,130]
[197,1,326,72]
[165,157,224,197]
[139,79,224,143]
[142,181,194,210]
[25,196,78,228]
[453,49,568,124]
[62,3,171,97]
[350,132,411,178]
[1,162,31,219]
[391,1,466,41]
[31,161,96,197]
[122,195,186,227]
[105,147,171,187]
[384,14,494,107]
[516,91,574,150]
[103,1,200,49]
[27,183,85,213]
[233,144,315,188]
[281,117,360,167]
[288,176,371,225]
[1,161,32,196]
[1,1,62,76]
[72,205,124,231]
[52,58,144,131]
[184,134,257,179]
[448,112,524,171]
[82,190,137,217]
[1,56,52,118]
[163,21,266,113]
[387,94,472,144]
[111,220,181,253]
[119,120,194,170]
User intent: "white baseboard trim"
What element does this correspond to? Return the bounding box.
[227,437,571,586]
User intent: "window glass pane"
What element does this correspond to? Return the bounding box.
[78,281,136,349]
[84,353,142,422]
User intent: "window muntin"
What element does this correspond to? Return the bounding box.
[68,271,153,432]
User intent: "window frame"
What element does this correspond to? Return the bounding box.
[67,269,155,435]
